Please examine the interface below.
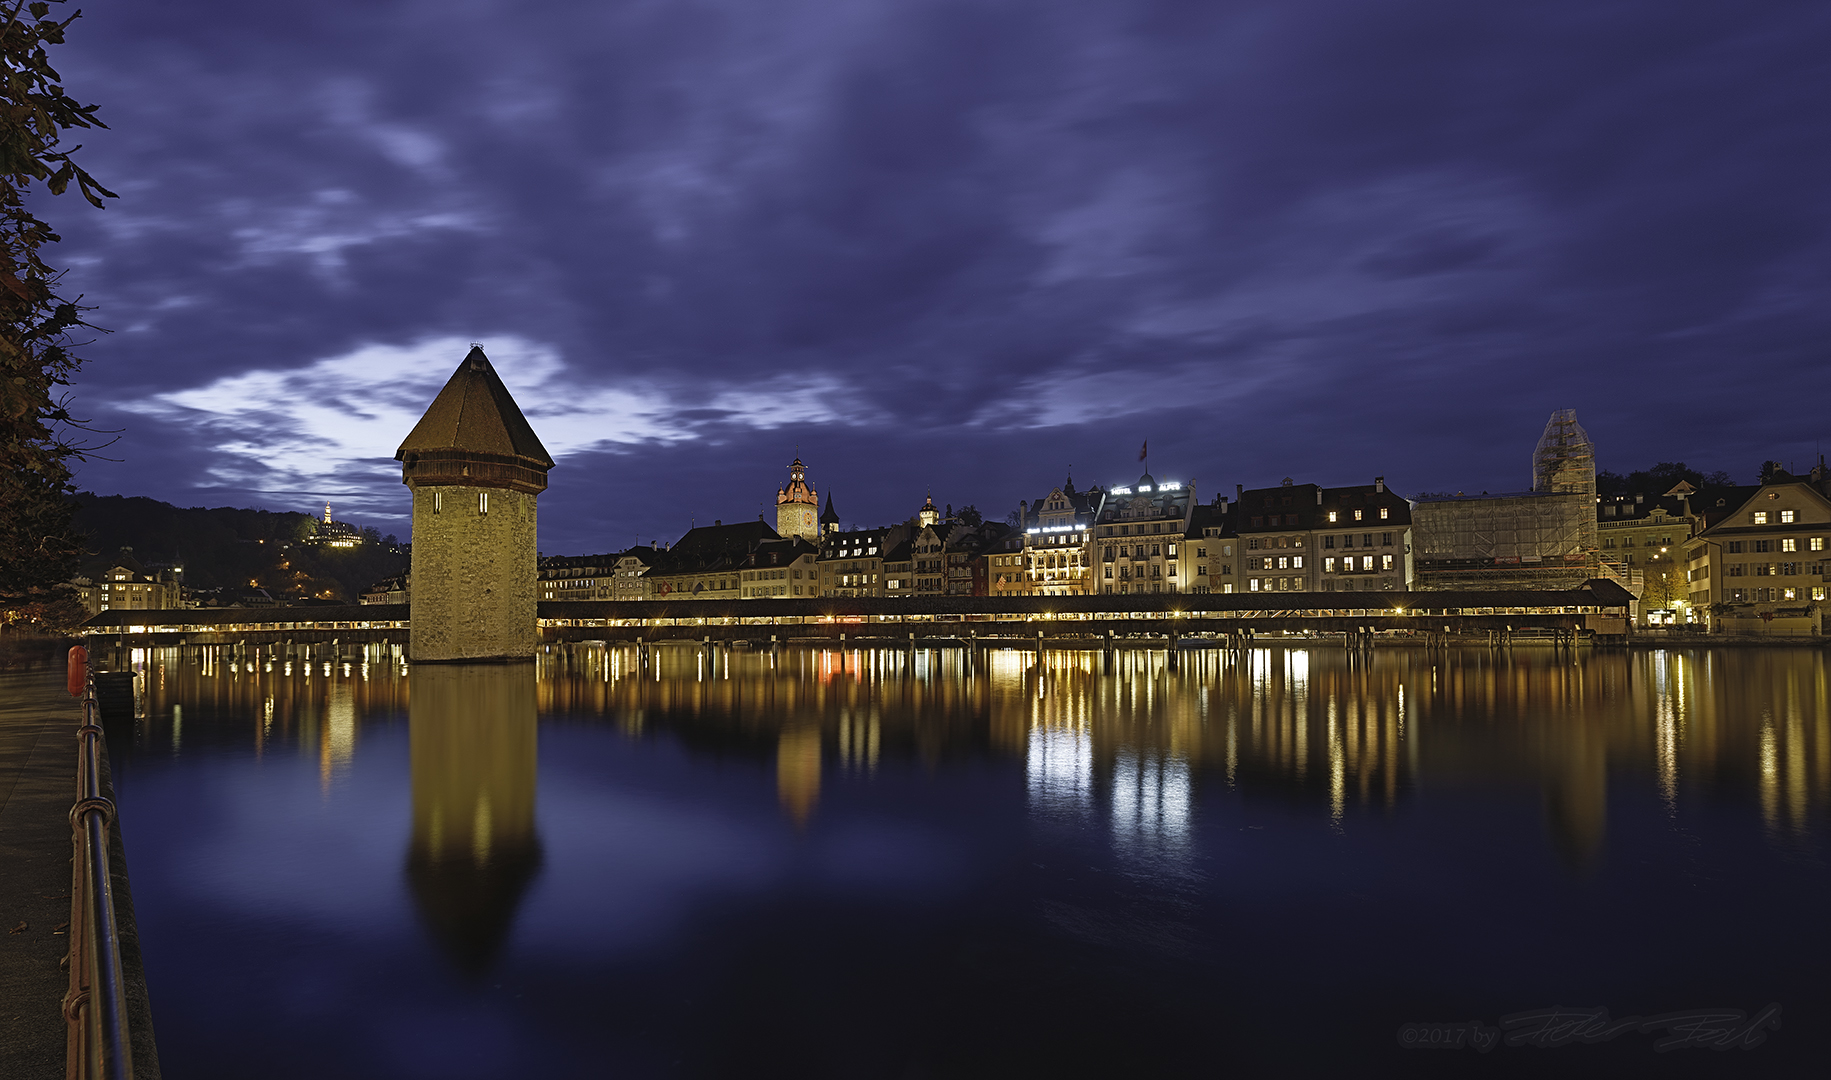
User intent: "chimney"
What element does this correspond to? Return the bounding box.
[1316,489,1323,505]
[1376,476,1385,493]
[1236,484,1243,502]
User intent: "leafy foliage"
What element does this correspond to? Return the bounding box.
[1595,461,1734,498]
[0,1,116,616]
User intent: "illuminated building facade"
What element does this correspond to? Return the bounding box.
[1093,473,1190,595]
[70,548,182,615]
[1020,479,1107,596]
[1684,466,1831,636]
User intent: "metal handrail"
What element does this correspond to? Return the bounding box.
[64,658,135,1080]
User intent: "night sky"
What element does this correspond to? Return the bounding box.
[47,0,1831,553]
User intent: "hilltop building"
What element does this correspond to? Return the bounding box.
[396,345,555,661]
[305,503,361,548]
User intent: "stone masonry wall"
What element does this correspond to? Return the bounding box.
[409,484,538,661]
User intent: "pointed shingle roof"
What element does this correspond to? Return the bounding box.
[397,346,554,465]
[396,346,554,494]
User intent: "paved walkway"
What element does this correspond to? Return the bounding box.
[1,648,160,1079]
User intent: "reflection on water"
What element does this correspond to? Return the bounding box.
[119,643,1831,861]
[406,663,542,977]
[106,641,1831,1076]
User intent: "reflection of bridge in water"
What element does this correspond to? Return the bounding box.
[83,582,1635,650]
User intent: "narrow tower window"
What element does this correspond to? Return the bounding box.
[433,490,442,513]
[479,492,490,515]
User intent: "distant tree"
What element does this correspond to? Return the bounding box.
[957,504,983,526]
[1758,460,1785,484]
[1598,462,1738,499]
[359,525,383,547]
[1005,509,1021,527]
[0,1,116,619]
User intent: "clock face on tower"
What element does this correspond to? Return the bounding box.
[776,458,821,543]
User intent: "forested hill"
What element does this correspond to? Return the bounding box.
[70,493,407,603]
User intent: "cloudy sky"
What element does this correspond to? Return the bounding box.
[48,0,1831,552]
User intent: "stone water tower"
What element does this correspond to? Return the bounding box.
[396,346,554,662]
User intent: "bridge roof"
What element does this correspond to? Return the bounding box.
[80,581,1635,632]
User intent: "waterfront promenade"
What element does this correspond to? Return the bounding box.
[0,646,161,1079]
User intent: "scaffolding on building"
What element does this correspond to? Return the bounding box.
[1413,409,1600,591]
[1533,408,1596,497]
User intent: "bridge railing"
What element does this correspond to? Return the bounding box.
[63,649,135,1080]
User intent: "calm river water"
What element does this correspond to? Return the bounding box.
[105,643,1827,1078]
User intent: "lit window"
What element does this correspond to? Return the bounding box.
[1382,554,1394,570]
[1353,509,1363,521]
[1815,587,1827,601]
[1813,538,1825,551]
[1325,557,1336,573]
[1781,510,1796,523]
[1783,588,1797,600]
[1379,507,1389,520]
[1782,539,1797,552]
[478,492,489,515]
[1250,579,1261,592]
[1277,556,1289,570]
[1361,556,1374,571]
[1293,556,1305,569]
[1327,511,1338,523]
[1754,511,1768,524]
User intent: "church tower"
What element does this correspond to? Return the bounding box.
[396,346,555,662]
[776,458,819,544]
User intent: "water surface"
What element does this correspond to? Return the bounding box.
[108,644,1829,1077]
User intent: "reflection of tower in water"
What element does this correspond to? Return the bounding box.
[777,724,822,825]
[406,664,542,977]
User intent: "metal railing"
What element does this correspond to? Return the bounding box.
[63,653,135,1080]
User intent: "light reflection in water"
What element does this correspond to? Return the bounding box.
[114,642,1831,861]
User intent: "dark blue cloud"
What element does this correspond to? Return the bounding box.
[45,0,1831,550]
